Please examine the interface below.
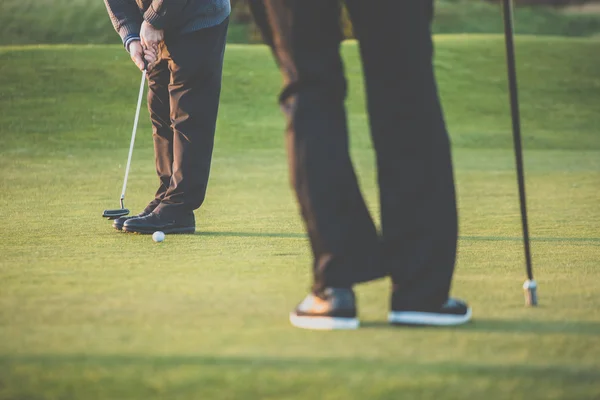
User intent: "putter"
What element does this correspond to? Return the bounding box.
[502,0,537,306]
[102,69,147,220]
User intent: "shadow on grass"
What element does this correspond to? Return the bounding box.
[199,231,306,239]
[361,318,600,335]
[460,236,600,244]
[198,231,600,244]
[1,353,598,400]
[0,354,598,383]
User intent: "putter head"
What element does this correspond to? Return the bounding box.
[102,208,130,220]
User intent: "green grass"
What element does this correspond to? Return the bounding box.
[1,36,600,399]
[433,0,600,36]
[2,0,600,46]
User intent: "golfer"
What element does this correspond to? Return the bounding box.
[103,0,231,234]
[249,0,471,329]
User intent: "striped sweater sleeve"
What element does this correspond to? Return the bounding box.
[143,0,188,30]
[104,0,143,47]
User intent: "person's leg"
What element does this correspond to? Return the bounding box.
[113,61,171,231]
[123,19,228,234]
[247,1,274,48]
[345,0,467,319]
[147,58,173,212]
[249,0,383,295]
[157,19,229,217]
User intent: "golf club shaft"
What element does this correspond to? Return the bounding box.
[502,0,534,281]
[120,70,147,208]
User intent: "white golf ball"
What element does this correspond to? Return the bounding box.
[152,231,165,243]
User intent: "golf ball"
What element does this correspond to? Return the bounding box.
[152,231,165,243]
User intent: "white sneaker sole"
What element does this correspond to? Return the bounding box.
[388,308,472,326]
[289,313,359,330]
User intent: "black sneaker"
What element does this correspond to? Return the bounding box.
[122,211,195,234]
[289,288,359,330]
[388,298,472,326]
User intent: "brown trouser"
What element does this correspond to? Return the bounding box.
[146,18,229,218]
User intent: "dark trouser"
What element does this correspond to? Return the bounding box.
[249,1,457,309]
[145,18,229,217]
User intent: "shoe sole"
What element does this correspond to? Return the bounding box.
[289,313,359,330]
[122,227,195,235]
[113,223,124,231]
[388,308,472,326]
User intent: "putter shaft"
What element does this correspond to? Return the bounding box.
[120,70,147,207]
[502,0,537,305]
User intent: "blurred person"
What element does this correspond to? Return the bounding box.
[249,0,471,329]
[103,0,230,234]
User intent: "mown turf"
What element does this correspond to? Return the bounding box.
[0,36,599,399]
[2,0,600,46]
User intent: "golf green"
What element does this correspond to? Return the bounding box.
[0,36,599,399]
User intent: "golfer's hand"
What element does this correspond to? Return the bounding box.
[128,40,146,71]
[141,21,164,56]
[143,48,159,71]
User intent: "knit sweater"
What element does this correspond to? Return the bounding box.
[104,0,230,49]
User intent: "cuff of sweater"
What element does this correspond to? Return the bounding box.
[118,22,141,47]
[124,35,141,52]
[143,5,166,30]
